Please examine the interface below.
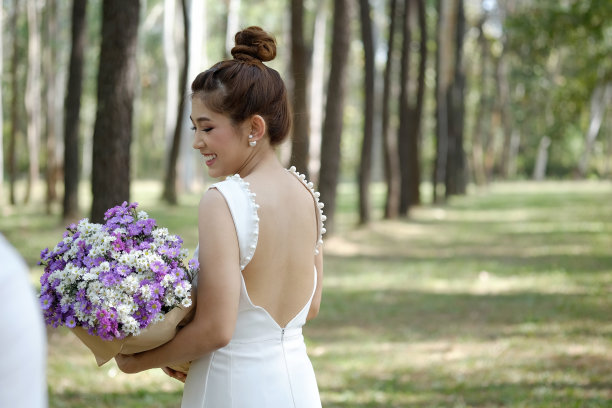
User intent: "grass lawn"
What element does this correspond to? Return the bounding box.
[1,179,611,407]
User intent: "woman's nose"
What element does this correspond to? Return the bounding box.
[192,135,202,150]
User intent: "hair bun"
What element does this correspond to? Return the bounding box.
[231,26,276,63]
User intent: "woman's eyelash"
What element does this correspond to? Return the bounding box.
[191,126,212,132]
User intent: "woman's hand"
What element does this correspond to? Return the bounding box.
[162,366,187,383]
[115,353,143,374]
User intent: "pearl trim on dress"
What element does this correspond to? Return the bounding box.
[227,174,260,270]
[286,166,326,255]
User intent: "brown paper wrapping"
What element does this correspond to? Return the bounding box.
[71,303,196,374]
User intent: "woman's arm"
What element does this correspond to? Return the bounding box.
[307,248,323,321]
[116,189,241,373]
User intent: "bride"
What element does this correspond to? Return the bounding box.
[116,26,325,408]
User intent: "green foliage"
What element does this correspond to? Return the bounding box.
[504,0,612,177]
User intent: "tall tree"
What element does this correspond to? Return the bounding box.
[90,0,140,222]
[63,0,87,221]
[445,0,466,197]
[471,14,489,186]
[577,82,612,177]
[318,0,351,235]
[8,1,21,206]
[0,5,4,203]
[308,1,327,183]
[24,0,42,204]
[382,0,401,219]
[398,0,427,214]
[44,0,59,213]
[179,0,207,192]
[162,0,189,205]
[357,0,375,225]
[433,0,458,202]
[225,0,240,56]
[397,0,412,212]
[289,0,311,177]
[410,0,427,205]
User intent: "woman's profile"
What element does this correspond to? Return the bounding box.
[116,26,324,408]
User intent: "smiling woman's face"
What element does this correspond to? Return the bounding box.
[190,97,251,179]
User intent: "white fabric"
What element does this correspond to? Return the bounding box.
[182,175,322,408]
[0,234,48,408]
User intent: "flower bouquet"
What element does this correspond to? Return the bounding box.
[39,202,198,374]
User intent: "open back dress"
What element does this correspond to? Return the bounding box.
[181,167,324,408]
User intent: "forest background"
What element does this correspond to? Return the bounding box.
[1,0,610,227]
[1,0,611,407]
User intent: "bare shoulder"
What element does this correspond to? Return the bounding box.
[198,188,232,228]
[199,187,229,210]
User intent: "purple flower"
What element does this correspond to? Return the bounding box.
[100,270,121,287]
[116,264,131,277]
[171,268,185,280]
[127,223,141,236]
[146,300,161,314]
[65,315,77,328]
[40,294,54,310]
[167,247,180,258]
[189,258,200,272]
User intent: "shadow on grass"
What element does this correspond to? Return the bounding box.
[311,287,611,342]
[50,390,182,408]
[318,352,612,408]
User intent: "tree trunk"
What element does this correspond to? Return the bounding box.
[471,16,488,186]
[162,0,189,205]
[433,0,454,202]
[225,0,240,57]
[401,0,427,211]
[445,0,466,197]
[8,1,21,206]
[91,0,140,222]
[533,136,550,181]
[289,0,311,177]
[25,0,42,204]
[382,0,401,219]
[44,0,59,214]
[497,46,512,179]
[179,0,207,192]
[318,0,351,235]
[0,5,4,204]
[63,0,87,221]
[308,1,327,184]
[358,0,375,225]
[162,0,179,173]
[0,5,3,202]
[577,82,612,177]
[397,0,412,213]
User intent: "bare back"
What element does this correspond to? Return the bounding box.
[241,168,321,328]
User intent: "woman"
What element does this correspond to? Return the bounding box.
[116,26,325,408]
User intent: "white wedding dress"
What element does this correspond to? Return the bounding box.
[181,168,324,408]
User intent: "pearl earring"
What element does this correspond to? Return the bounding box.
[248,134,257,147]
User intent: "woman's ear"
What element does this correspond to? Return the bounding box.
[250,115,266,142]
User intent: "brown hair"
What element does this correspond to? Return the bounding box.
[191,26,292,146]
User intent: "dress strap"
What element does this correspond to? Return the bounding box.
[210,175,260,271]
[286,167,326,255]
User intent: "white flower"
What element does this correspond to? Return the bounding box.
[162,274,176,287]
[140,285,152,301]
[174,284,186,298]
[122,316,140,336]
[181,297,192,308]
[83,272,98,281]
[137,211,149,220]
